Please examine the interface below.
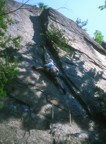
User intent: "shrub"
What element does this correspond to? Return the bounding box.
[94,30,104,44]
[37,2,48,10]
[76,18,88,31]
[45,25,72,55]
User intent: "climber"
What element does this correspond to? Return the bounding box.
[32,59,67,95]
[32,59,59,75]
[32,60,67,95]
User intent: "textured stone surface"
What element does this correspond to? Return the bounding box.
[0,0,106,143]
[40,8,106,117]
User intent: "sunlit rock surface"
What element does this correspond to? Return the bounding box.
[0,0,106,143]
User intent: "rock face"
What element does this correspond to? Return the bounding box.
[0,0,106,143]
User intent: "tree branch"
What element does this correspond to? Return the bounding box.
[0,0,30,16]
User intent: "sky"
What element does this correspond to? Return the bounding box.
[15,0,106,41]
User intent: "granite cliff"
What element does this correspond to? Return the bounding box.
[0,0,106,143]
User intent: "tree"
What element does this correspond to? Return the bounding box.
[0,0,30,16]
[98,0,106,10]
[0,0,21,108]
[76,18,88,31]
[37,2,48,10]
[93,30,104,44]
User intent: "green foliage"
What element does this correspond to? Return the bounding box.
[12,36,22,48]
[0,100,4,109]
[0,0,21,108]
[0,0,7,29]
[98,5,106,10]
[45,25,72,55]
[37,2,48,10]
[76,18,88,31]
[93,30,104,44]
[98,0,106,10]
